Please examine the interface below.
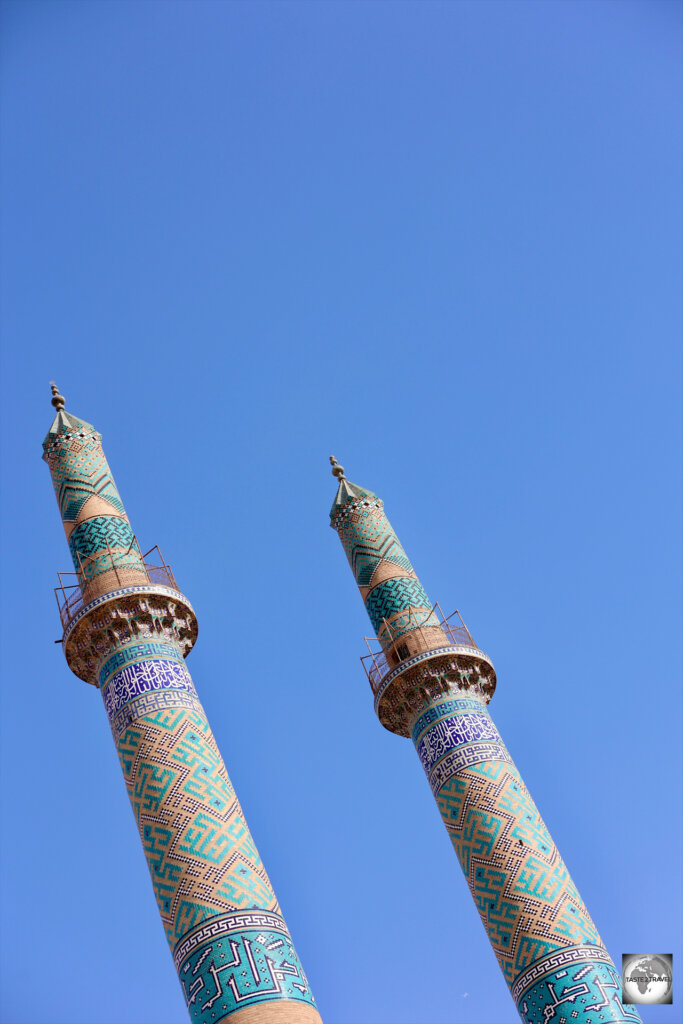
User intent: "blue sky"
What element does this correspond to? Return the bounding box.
[1,2,681,1023]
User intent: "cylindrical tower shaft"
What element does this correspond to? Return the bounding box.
[43,385,321,1024]
[328,457,639,1024]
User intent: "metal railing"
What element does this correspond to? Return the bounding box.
[361,605,479,695]
[54,543,178,631]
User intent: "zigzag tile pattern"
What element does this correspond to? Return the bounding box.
[44,426,125,521]
[333,499,413,586]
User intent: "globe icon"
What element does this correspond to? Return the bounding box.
[623,954,673,1004]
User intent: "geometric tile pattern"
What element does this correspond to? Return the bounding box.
[68,514,142,578]
[436,757,600,983]
[175,910,317,1021]
[418,708,642,1023]
[43,418,125,521]
[365,575,434,637]
[102,636,323,1021]
[68,514,137,560]
[331,496,413,586]
[109,687,202,744]
[114,672,281,948]
[428,741,513,795]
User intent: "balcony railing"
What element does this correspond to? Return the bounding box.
[361,605,479,696]
[54,543,178,631]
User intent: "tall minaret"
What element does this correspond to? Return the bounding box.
[328,457,640,1024]
[43,383,321,1024]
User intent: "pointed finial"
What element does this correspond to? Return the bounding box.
[329,455,346,481]
[50,381,65,412]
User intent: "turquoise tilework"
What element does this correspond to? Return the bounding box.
[515,948,641,1024]
[333,498,413,586]
[175,911,317,1021]
[68,515,141,575]
[100,641,184,689]
[115,696,278,946]
[103,657,196,724]
[411,697,490,743]
[43,425,126,520]
[432,749,606,991]
[365,576,434,636]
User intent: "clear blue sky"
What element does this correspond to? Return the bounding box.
[1,3,680,1023]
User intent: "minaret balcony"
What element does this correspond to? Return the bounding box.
[54,543,179,631]
[361,605,495,697]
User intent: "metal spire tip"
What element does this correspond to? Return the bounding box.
[50,381,66,412]
[329,455,346,481]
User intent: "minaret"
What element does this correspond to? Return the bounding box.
[43,383,321,1024]
[328,456,640,1024]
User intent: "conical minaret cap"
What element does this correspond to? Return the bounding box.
[43,382,95,451]
[328,455,379,519]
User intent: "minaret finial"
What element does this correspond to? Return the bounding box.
[329,455,346,481]
[50,381,65,412]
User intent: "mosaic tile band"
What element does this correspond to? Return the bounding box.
[412,698,512,793]
[512,944,617,1004]
[100,640,185,689]
[109,687,203,743]
[365,576,434,637]
[415,707,504,777]
[103,656,196,721]
[176,911,316,1022]
[68,514,139,563]
[411,696,490,741]
[516,948,641,1024]
[428,741,513,795]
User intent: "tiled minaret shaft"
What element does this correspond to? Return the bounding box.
[328,457,640,1024]
[43,385,321,1024]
